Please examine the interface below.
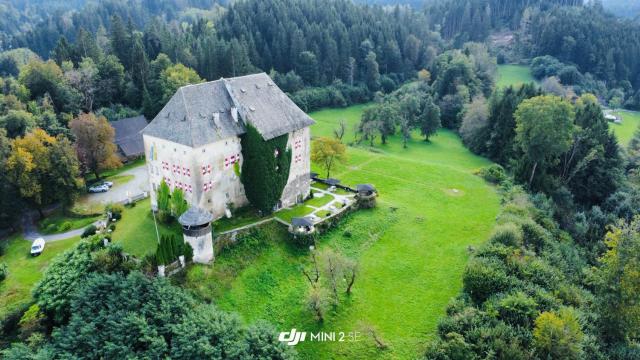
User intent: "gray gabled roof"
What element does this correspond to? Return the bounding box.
[111,115,147,157]
[142,73,314,146]
[224,73,315,140]
[291,217,314,227]
[178,206,214,226]
[142,81,245,147]
[357,184,376,192]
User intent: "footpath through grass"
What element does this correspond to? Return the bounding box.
[497,64,535,88]
[0,235,79,318]
[187,104,500,359]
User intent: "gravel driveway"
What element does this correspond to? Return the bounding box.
[81,165,149,206]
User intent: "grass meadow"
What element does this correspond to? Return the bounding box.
[497,64,535,88]
[186,104,500,359]
[0,235,79,318]
[610,110,640,146]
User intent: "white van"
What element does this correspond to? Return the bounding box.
[30,238,45,256]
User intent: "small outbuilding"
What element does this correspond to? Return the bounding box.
[111,115,147,160]
[356,184,376,198]
[289,216,315,235]
[356,184,377,208]
[178,206,214,264]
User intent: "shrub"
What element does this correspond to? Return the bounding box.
[108,224,116,232]
[81,225,97,238]
[106,203,124,217]
[58,222,72,232]
[0,262,7,281]
[463,257,512,303]
[183,241,194,262]
[477,164,507,185]
[533,308,584,360]
[521,220,550,251]
[44,223,58,233]
[495,292,539,327]
[157,209,172,224]
[490,223,523,247]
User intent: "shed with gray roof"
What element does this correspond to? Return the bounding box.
[111,115,147,158]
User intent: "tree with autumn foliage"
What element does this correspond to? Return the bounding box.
[311,137,347,178]
[69,113,121,180]
[5,129,83,217]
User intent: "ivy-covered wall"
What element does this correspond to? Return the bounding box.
[240,124,291,213]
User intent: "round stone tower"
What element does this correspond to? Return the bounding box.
[178,206,214,264]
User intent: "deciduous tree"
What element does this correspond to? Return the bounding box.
[69,112,121,179]
[514,95,575,187]
[311,137,347,178]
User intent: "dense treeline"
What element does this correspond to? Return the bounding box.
[217,0,440,86]
[520,5,640,90]
[426,0,582,43]
[7,0,225,56]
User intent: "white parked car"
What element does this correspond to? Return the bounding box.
[30,238,45,256]
[88,184,109,193]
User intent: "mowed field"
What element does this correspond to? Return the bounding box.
[610,110,640,146]
[0,235,79,318]
[497,64,535,88]
[187,104,500,359]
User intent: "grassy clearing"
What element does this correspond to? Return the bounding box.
[213,207,263,233]
[610,110,640,146]
[110,199,182,257]
[85,157,145,185]
[186,105,500,359]
[37,210,100,235]
[497,64,535,88]
[306,193,335,208]
[276,205,316,223]
[0,235,80,318]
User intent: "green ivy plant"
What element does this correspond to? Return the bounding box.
[240,124,291,214]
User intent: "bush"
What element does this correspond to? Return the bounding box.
[477,164,507,185]
[108,224,116,232]
[495,292,539,327]
[44,223,58,233]
[58,222,72,232]
[106,203,124,216]
[489,223,523,247]
[0,262,7,281]
[81,225,97,238]
[463,257,512,303]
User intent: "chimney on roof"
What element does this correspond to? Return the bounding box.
[212,112,220,127]
[231,107,238,123]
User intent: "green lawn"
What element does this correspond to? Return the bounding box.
[305,193,335,208]
[86,157,145,185]
[497,64,535,89]
[110,199,182,257]
[187,105,500,359]
[610,110,640,146]
[0,235,80,318]
[213,207,263,233]
[276,204,316,223]
[38,210,100,235]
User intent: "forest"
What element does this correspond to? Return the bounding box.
[0,0,638,359]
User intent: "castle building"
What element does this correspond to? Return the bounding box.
[142,73,315,220]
